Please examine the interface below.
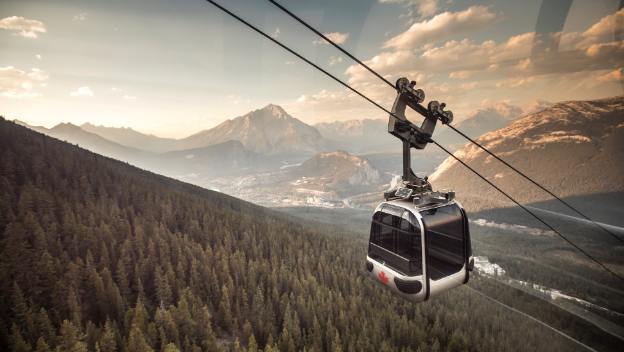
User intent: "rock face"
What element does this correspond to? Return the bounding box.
[429,96,624,210]
[434,102,525,150]
[296,150,381,187]
[176,104,325,155]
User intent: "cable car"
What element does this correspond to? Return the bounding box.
[365,77,473,301]
[366,192,472,301]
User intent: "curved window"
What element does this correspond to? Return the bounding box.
[421,204,465,280]
[369,208,422,275]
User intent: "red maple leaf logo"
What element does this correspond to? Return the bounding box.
[378,271,389,285]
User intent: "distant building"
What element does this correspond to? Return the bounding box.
[473,256,506,277]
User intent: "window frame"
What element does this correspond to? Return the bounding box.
[369,207,423,276]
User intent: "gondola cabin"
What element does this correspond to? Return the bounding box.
[366,193,473,302]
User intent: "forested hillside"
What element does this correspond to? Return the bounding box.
[0,118,586,351]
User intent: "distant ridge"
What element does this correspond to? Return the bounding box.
[81,122,177,153]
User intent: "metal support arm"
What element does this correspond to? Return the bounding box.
[387,77,453,184]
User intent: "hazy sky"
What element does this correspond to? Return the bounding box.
[1,0,622,137]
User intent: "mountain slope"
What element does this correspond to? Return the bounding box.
[430,96,624,210]
[207,150,387,208]
[296,150,382,187]
[38,122,150,164]
[314,119,396,153]
[434,102,524,151]
[15,121,267,178]
[176,104,325,155]
[156,140,262,177]
[81,123,178,153]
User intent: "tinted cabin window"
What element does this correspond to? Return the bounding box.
[369,208,422,275]
[422,204,465,280]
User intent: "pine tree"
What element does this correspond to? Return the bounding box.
[66,288,82,328]
[217,285,233,333]
[97,319,117,352]
[247,335,258,352]
[9,324,32,352]
[125,325,153,352]
[36,307,55,346]
[163,343,180,352]
[35,337,50,352]
[155,267,172,308]
[12,282,29,331]
[58,320,87,352]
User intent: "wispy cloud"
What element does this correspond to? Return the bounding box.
[597,68,623,82]
[328,56,343,66]
[0,66,48,98]
[271,27,280,38]
[313,32,349,45]
[72,12,87,22]
[0,16,46,38]
[379,0,439,20]
[70,86,94,97]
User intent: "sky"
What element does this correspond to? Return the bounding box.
[0,0,622,138]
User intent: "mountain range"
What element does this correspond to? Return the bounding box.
[14,120,148,164]
[78,104,327,156]
[80,122,178,153]
[15,97,621,210]
[430,95,624,211]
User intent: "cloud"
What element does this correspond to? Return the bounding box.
[449,70,472,79]
[35,54,42,60]
[313,32,349,45]
[226,94,251,105]
[123,95,137,100]
[345,32,534,86]
[0,16,46,38]
[582,8,623,42]
[384,6,497,49]
[288,8,623,125]
[73,12,87,22]
[379,0,439,19]
[523,99,553,114]
[346,8,623,88]
[271,27,280,39]
[597,68,623,82]
[0,66,48,98]
[70,86,94,97]
[283,88,385,123]
[328,56,344,66]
